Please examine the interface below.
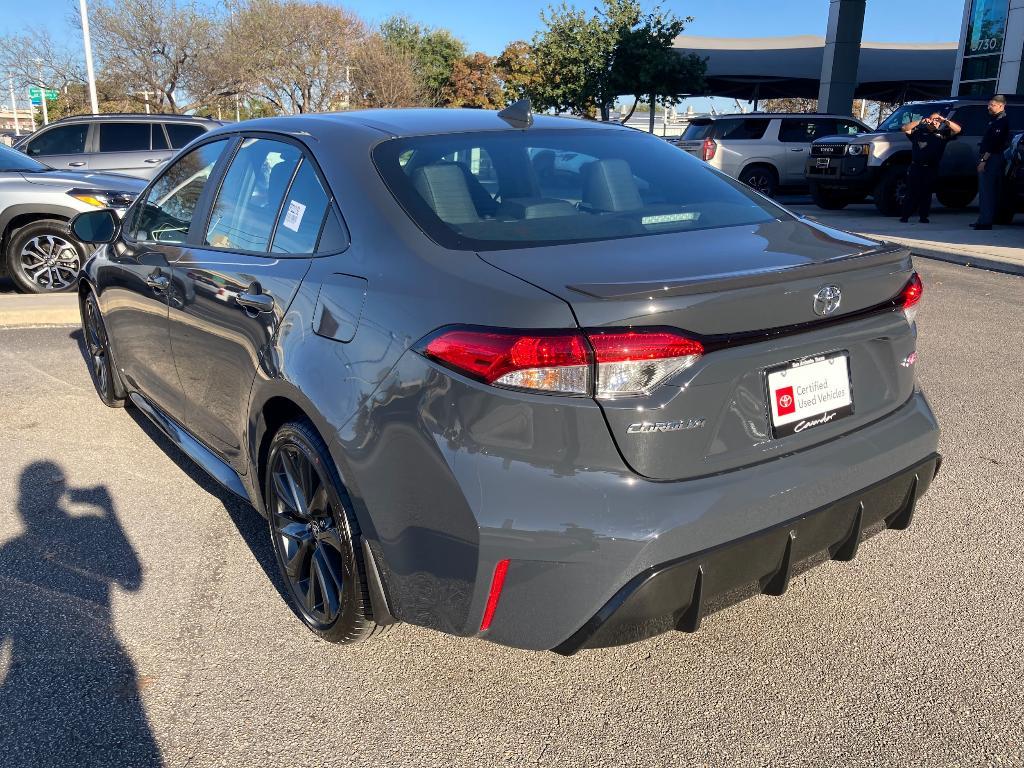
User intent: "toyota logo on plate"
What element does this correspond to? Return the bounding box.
[813,285,842,317]
[779,394,793,408]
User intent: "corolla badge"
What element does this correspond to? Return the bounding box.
[813,285,842,317]
[627,418,705,434]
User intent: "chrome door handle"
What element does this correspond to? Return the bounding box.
[68,161,87,167]
[790,148,806,152]
[146,272,170,290]
[236,291,275,314]
[144,158,166,164]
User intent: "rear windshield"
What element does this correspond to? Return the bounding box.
[373,128,784,251]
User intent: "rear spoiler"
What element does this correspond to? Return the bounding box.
[567,244,911,300]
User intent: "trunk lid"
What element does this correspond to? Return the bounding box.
[479,217,919,480]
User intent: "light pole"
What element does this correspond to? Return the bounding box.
[79,0,100,114]
[8,75,20,136]
[37,64,48,125]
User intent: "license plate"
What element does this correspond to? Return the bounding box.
[766,352,853,438]
[816,158,830,168]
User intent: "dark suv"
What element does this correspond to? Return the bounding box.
[70,107,940,653]
[806,96,1024,214]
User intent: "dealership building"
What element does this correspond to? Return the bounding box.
[674,0,1024,113]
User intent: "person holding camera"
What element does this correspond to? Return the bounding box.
[900,112,961,223]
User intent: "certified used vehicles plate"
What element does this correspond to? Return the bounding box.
[767,352,853,438]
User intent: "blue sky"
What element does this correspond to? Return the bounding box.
[7,0,966,55]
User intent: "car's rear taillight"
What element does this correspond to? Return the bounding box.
[701,137,717,162]
[588,330,704,398]
[420,327,704,398]
[899,272,923,323]
[423,329,592,394]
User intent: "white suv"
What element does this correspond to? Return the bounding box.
[673,113,871,197]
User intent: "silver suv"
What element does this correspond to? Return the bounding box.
[14,114,222,179]
[673,113,871,197]
[0,143,144,293]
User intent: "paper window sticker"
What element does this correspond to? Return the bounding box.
[283,200,306,232]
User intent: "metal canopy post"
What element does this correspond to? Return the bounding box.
[818,0,866,116]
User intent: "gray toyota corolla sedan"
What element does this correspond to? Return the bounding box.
[71,103,940,653]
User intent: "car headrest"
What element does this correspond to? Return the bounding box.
[582,158,643,212]
[412,163,481,224]
[267,160,294,204]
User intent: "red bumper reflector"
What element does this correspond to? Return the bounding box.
[480,559,510,631]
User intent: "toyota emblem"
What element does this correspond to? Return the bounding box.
[779,394,793,408]
[813,285,842,317]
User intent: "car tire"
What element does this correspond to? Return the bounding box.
[810,185,850,210]
[935,185,977,210]
[265,419,391,644]
[6,219,86,294]
[873,167,908,216]
[739,165,778,198]
[80,291,126,408]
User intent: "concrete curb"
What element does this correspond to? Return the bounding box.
[904,244,1024,278]
[0,294,80,328]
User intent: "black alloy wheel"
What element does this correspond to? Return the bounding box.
[740,166,778,198]
[82,292,125,408]
[265,420,386,643]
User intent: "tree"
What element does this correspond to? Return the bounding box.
[494,41,540,106]
[352,34,423,109]
[90,0,222,114]
[529,0,702,122]
[380,15,466,107]
[444,53,502,109]
[609,9,706,131]
[216,0,365,114]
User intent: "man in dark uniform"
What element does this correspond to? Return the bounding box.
[972,95,1012,230]
[900,112,961,223]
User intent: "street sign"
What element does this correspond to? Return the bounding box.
[28,87,59,100]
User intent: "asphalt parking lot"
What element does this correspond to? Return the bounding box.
[0,258,1022,768]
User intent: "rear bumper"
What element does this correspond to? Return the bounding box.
[553,452,941,654]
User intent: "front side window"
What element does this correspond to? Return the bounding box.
[374,128,784,251]
[877,103,951,132]
[205,138,302,252]
[779,119,836,143]
[836,120,865,135]
[99,122,151,152]
[130,139,230,244]
[26,124,88,156]
[270,159,331,254]
[950,105,989,135]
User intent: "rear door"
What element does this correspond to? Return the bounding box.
[21,122,91,170]
[89,121,175,177]
[168,134,331,473]
[778,118,835,183]
[946,105,989,180]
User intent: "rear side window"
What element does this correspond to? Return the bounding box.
[716,118,770,140]
[681,120,713,140]
[206,138,302,252]
[165,123,206,149]
[26,124,88,156]
[374,128,783,251]
[270,159,331,254]
[131,139,230,244]
[99,122,151,152]
[1008,106,1024,132]
[151,124,169,150]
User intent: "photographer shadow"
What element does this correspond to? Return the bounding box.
[0,461,162,768]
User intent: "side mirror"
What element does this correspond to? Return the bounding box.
[71,209,120,244]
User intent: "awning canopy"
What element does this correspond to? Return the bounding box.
[673,35,958,102]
